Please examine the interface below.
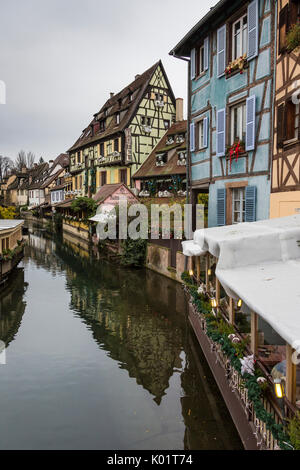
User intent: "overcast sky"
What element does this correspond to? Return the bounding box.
[0,0,215,162]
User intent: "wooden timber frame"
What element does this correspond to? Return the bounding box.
[184,253,298,450]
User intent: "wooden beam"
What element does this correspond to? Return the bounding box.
[251,312,258,356]
[216,277,221,312]
[205,254,209,290]
[286,343,297,405]
[196,256,201,282]
[229,297,235,325]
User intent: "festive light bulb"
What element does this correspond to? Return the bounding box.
[211,298,218,308]
[237,299,243,308]
[189,269,194,277]
[207,269,212,276]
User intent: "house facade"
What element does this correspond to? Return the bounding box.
[133,101,187,199]
[171,0,275,227]
[270,0,300,218]
[68,61,176,196]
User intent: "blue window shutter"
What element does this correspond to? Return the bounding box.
[190,122,195,151]
[216,109,226,157]
[204,36,209,71]
[191,48,196,79]
[248,0,259,60]
[217,188,226,226]
[245,186,257,222]
[217,25,226,77]
[203,116,208,148]
[246,95,256,151]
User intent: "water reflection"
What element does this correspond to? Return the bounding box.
[0,268,27,347]
[6,225,242,450]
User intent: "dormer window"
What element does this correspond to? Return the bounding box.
[129,92,133,102]
[103,109,107,117]
[156,153,167,166]
[164,120,170,130]
[166,136,175,146]
[155,93,164,101]
[100,120,105,132]
[116,113,120,125]
[141,116,151,126]
[118,98,122,108]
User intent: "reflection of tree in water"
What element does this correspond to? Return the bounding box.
[55,239,186,404]
[0,268,28,347]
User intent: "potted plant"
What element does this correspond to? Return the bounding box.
[287,24,300,52]
[225,53,248,77]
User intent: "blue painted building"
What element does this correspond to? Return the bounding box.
[170,0,276,227]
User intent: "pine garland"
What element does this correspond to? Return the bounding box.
[182,272,292,450]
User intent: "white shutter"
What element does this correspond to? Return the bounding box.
[246,95,256,151]
[204,36,209,71]
[203,116,208,148]
[217,25,226,78]
[216,109,226,157]
[191,48,196,80]
[248,0,259,60]
[190,122,195,151]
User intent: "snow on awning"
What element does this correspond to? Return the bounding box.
[89,205,117,224]
[181,240,206,257]
[183,215,300,347]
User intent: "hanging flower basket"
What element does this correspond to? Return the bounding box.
[225,54,247,77]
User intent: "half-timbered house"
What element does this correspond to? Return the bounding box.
[270,0,300,217]
[68,61,176,196]
[170,0,276,227]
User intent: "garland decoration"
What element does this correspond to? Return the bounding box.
[181,271,293,450]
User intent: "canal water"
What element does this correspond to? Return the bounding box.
[0,227,242,450]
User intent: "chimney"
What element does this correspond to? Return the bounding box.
[135,74,140,80]
[21,166,27,173]
[176,98,184,122]
[49,160,54,164]
[110,92,114,98]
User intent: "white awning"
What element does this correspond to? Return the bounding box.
[183,215,300,347]
[89,205,116,224]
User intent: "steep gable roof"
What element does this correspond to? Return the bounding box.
[68,61,175,152]
[133,120,187,179]
[93,183,138,204]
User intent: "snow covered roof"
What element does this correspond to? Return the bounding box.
[182,215,300,348]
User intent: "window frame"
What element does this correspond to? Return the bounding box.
[230,101,247,146]
[232,13,248,61]
[232,187,246,224]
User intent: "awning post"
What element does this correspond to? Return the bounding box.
[196,256,201,282]
[251,312,258,356]
[216,277,221,313]
[229,297,235,324]
[205,254,209,290]
[286,343,297,405]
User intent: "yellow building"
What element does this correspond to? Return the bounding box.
[68,61,176,195]
[270,0,300,218]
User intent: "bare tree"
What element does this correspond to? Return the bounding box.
[14,150,27,171]
[0,155,13,180]
[26,151,35,169]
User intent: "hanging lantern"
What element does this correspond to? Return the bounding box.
[211,298,218,308]
[189,269,194,277]
[237,299,243,308]
[274,379,285,399]
[207,268,212,276]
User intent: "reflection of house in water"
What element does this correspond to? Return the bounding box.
[57,240,185,404]
[0,268,27,347]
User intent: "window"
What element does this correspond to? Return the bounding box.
[164,120,170,129]
[77,151,81,164]
[141,116,151,127]
[232,14,248,60]
[155,93,164,101]
[279,5,289,53]
[114,138,119,152]
[197,120,205,149]
[116,113,120,125]
[100,120,105,132]
[277,100,300,146]
[197,45,205,75]
[232,187,246,224]
[119,169,127,185]
[129,92,133,102]
[230,102,246,144]
[101,172,107,186]
[100,143,104,156]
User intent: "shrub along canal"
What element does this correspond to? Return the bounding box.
[0,226,242,450]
